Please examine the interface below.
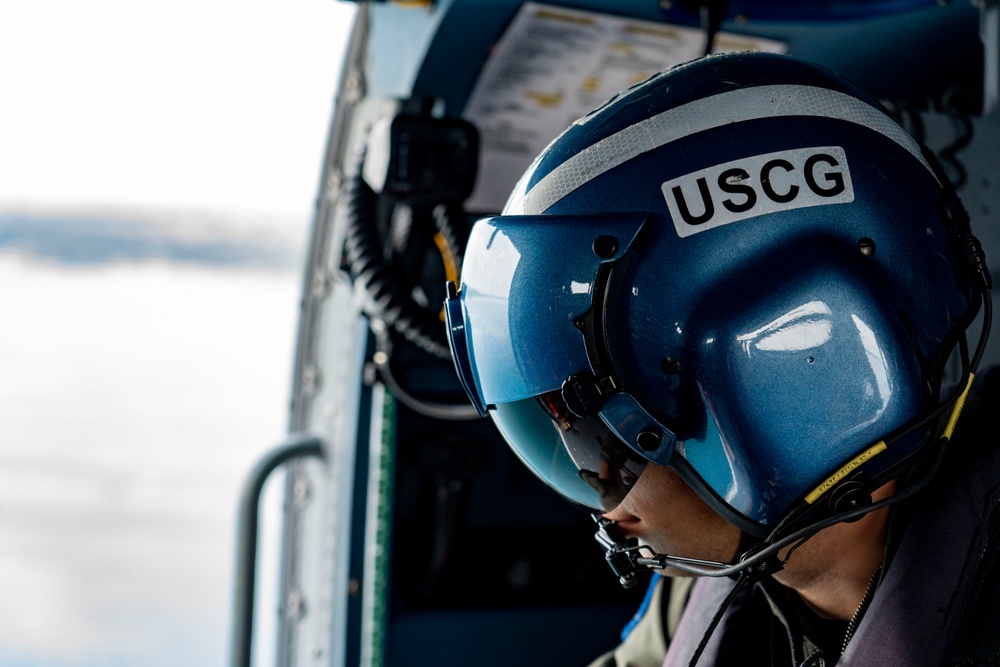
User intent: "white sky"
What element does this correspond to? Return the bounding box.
[0,0,356,222]
[0,4,356,664]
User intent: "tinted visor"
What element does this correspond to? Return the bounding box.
[492,391,647,511]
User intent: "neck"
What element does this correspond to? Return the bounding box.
[772,481,895,621]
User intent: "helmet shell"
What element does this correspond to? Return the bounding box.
[454,52,969,530]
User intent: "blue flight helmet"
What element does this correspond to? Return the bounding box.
[446,52,988,546]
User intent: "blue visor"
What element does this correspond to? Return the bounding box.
[492,393,648,511]
[445,214,647,412]
[444,213,653,512]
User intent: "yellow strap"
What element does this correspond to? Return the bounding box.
[434,232,460,323]
[804,441,888,504]
[433,232,460,285]
[943,373,975,441]
[804,372,976,505]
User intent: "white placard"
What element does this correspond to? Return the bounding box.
[462,2,787,212]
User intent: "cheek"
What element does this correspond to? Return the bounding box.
[630,465,743,563]
[630,463,700,515]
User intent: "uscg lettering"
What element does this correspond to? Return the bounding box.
[662,146,854,238]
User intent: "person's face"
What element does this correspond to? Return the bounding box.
[602,461,742,576]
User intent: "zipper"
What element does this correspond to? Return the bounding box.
[842,566,883,655]
[758,583,801,667]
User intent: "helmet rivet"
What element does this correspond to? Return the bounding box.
[858,238,876,256]
[637,430,661,451]
[660,356,681,375]
[593,235,619,259]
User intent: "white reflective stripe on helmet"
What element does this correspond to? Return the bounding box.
[508,84,933,216]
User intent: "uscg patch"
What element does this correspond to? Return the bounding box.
[662,146,854,238]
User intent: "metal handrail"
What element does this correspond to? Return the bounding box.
[230,434,325,667]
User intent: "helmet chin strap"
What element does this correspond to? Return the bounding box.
[592,514,784,586]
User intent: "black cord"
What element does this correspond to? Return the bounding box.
[687,574,751,667]
[972,294,993,373]
[699,0,729,56]
[939,112,973,190]
[343,152,454,360]
[374,333,483,421]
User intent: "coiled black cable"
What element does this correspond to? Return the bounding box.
[342,158,454,360]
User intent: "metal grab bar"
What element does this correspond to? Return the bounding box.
[230,435,325,667]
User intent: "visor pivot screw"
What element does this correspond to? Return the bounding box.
[593,235,619,259]
[637,430,661,451]
[660,357,681,375]
[858,238,876,256]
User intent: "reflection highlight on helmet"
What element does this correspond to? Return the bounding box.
[851,313,892,423]
[736,300,833,356]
